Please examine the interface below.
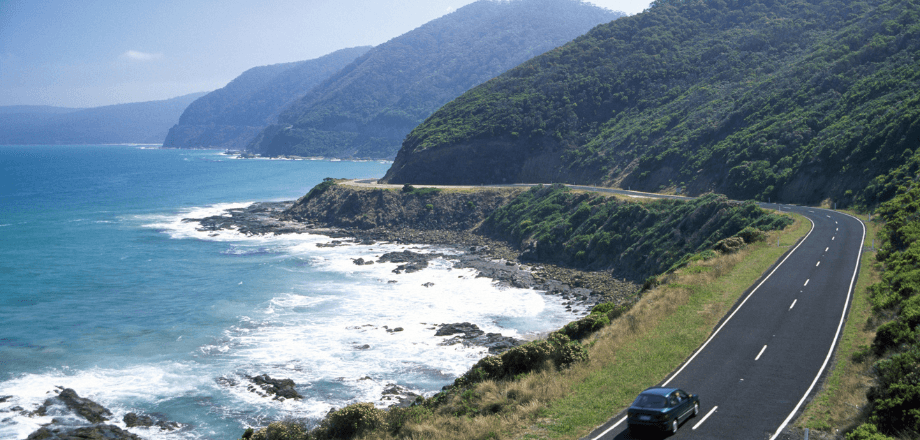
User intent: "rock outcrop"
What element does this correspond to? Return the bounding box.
[246,374,303,401]
[436,322,524,354]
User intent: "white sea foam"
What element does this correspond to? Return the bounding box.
[118,202,581,433]
[0,363,210,440]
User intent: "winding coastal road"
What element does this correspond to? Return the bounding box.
[583,203,865,440]
[349,180,865,439]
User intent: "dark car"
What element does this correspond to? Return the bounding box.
[627,387,700,435]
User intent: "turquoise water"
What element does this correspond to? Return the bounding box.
[0,145,579,439]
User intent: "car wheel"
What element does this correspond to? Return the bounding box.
[693,402,700,417]
[671,419,679,434]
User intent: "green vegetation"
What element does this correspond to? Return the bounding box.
[400,184,442,196]
[481,184,791,281]
[387,0,920,208]
[846,185,920,439]
[163,47,371,150]
[301,178,339,203]
[248,0,622,159]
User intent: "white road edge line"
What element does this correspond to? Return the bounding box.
[692,406,718,430]
[661,218,815,388]
[769,212,866,440]
[790,299,797,310]
[591,416,627,439]
[756,345,767,360]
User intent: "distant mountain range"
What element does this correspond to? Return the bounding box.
[0,93,206,145]
[382,0,920,208]
[162,46,372,150]
[247,0,624,159]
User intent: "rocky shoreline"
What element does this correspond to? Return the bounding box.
[11,388,181,440]
[185,200,639,311]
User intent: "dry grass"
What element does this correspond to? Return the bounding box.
[795,212,881,435]
[350,215,812,440]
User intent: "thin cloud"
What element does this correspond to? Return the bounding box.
[123,50,164,61]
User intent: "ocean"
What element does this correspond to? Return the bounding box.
[0,145,580,439]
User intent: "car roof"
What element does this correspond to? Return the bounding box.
[640,387,680,396]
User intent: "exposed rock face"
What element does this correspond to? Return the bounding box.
[436,322,524,354]
[380,384,420,409]
[25,389,180,440]
[281,185,520,232]
[247,374,303,401]
[26,424,142,440]
[187,201,310,235]
[378,250,445,274]
[123,412,180,431]
[34,388,112,424]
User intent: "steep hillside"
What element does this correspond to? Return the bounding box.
[383,0,920,209]
[162,46,371,150]
[247,0,622,159]
[0,93,206,145]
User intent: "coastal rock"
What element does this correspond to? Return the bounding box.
[34,388,111,424]
[187,202,310,236]
[435,323,523,354]
[435,322,483,337]
[123,412,180,431]
[26,424,143,440]
[246,374,303,401]
[377,250,443,274]
[352,257,374,265]
[380,384,420,409]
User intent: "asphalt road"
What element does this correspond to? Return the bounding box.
[349,180,866,438]
[584,204,865,440]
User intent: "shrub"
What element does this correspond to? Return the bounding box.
[737,226,767,243]
[317,403,384,440]
[385,405,432,435]
[867,347,920,435]
[558,313,609,340]
[247,421,310,440]
[846,423,896,440]
[592,302,631,321]
[456,333,589,387]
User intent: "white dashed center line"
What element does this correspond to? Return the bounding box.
[816,261,820,267]
[790,299,797,310]
[804,279,809,286]
[756,345,768,360]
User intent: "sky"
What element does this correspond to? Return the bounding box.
[0,0,654,108]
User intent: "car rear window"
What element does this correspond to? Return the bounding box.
[633,394,668,408]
